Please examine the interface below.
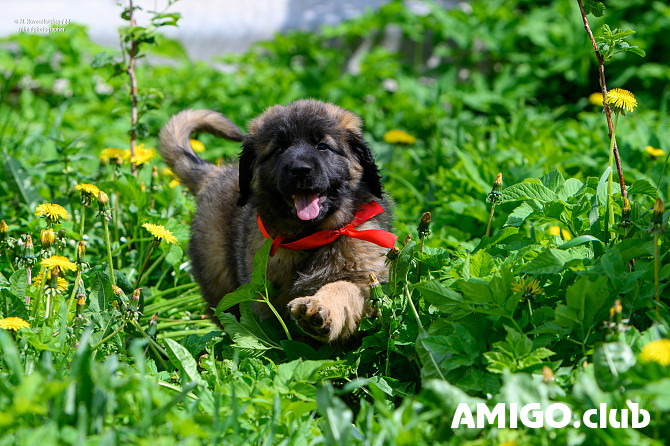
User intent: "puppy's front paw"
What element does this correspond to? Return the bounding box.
[287,297,334,342]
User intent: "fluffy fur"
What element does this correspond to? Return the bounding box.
[158,99,392,342]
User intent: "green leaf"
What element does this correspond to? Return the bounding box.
[164,338,200,383]
[557,235,603,250]
[540,169,565,192]
[521,248,582,275]
[583,0,605,17]
[217,312,277,350]
[214,283,257,316]
[413,280,464,315]
[502,181,559,202]
[557,178,584,202]
[251,239,273,287]
[89,273,115,312]
[1,152,41,206]
[554,275,610,338]
[9,269,29,303]
[0,330,23,383]
[627,179,659,199]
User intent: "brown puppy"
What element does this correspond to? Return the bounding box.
[158,99,396,342]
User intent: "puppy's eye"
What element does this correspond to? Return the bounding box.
[275,147,284,155]
[316,142,329,151]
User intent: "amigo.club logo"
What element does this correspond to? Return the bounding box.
[451,401,650,429]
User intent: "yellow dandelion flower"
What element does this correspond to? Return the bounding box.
[383,129,417,145]
[99,147,128,164]
[0,317,30,331]
[33,273,68,293]
[75,183,101,203]
[169,178,181,188]
[547,226,572,241]
[589,92,604,106]
[190,139,206,153]
[41,255,77,272]
[606,88,637,115]
[639,339,670,366]
[142,223,178,244]
[511,277,542,299]
[130,144,156,166]
[75,183,100,196]
[644,146,666,158]
[35,203,70,224]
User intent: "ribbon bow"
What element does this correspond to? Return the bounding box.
[258,201,398,257]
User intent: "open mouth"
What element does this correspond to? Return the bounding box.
[290,192,327,221]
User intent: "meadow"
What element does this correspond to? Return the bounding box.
[0,0,669,444]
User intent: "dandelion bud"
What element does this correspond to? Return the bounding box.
[369,272,380,288]
[487,173,503,204]
[24,234,35,261]
[40,228,55,249]
[609,299,623,320]
[0,220,8,242]
[147,312,158,338]
[76,290,86,316]
[403,234,411,247]
[619,197,632,227]
[130,288,141,311]
[150,165,159,192]
[385,246,400,263]
[647,197,666,235]
[97,191,112,221]
[418,212,431,239]
[652,198,665,225]
[77,241,86,264]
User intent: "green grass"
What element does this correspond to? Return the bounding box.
[1,0,669,444]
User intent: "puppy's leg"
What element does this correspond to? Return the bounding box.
[287,281,371,342]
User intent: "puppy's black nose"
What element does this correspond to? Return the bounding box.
[290,165,311,181]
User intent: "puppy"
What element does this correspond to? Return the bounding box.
[158,99,396,342]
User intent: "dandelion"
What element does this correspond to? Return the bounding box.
[0,220,8,241]
[142,223,178,244]
[644,146,666,159]
[619,197,632,229]
[383,129,417,145]
[75,183,101,205]
[41,255,77,272]
[137,224,177,288]
[547,226,572,241]
[606,88,637,115]
[190,139,205,153]
[131,144,156,166]
[639,339,670,366]
[99,147,127,164]
[0,317,30,331]
[417,212,431,278]
[511,277,542,299]
[604,88,636,234]
[35,203,70,225]
[589,92,604,106]
[486,173,503,237]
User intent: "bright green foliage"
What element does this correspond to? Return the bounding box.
[1,0,669,444]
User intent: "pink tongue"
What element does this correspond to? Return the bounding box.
[295,193,321,220]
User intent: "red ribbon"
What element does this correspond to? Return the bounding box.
[258,201,398,256]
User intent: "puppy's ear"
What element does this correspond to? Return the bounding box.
[347,131,383,198]
[237,141,256,206]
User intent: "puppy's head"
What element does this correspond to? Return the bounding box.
[238,99,382,232]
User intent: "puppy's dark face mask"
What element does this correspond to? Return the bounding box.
[238,100,383,232]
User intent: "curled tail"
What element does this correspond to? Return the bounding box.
[158,109,244,194]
